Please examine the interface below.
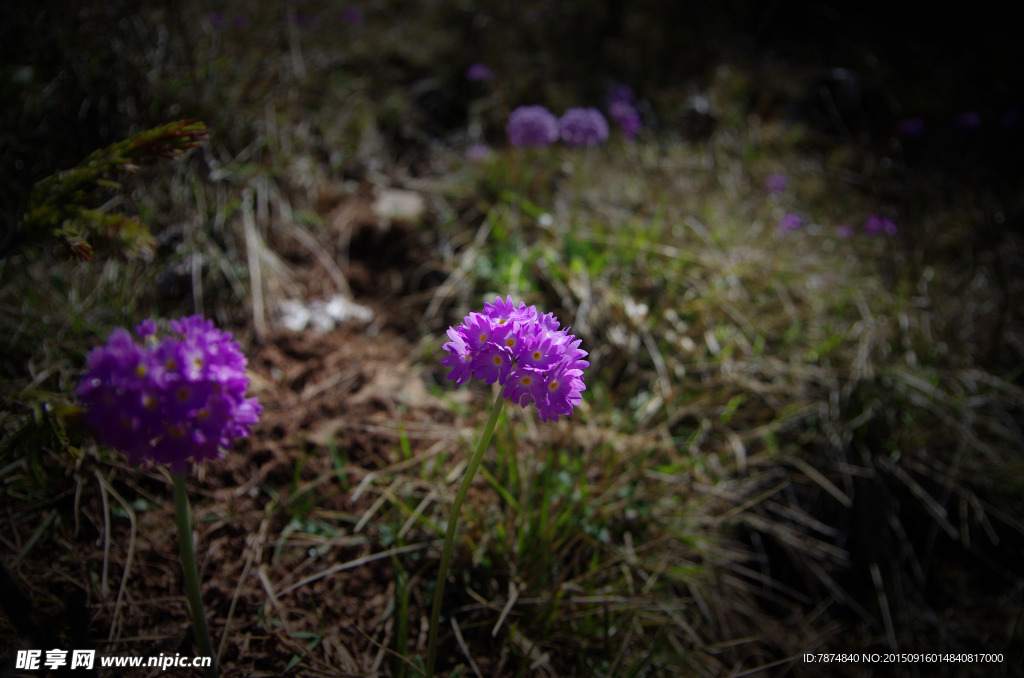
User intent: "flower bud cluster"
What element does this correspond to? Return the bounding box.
[77,315,261,469]
[442,297,588,422]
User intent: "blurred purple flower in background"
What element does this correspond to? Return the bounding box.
[507,105,559,147]
[606,85,642,140]
[442,296,588,422]
[609,101,642,140]
[340,7,364,24]
[778,213,804,233]
[289,12,317,27]
[465,63,494,82]
[559,107,609,147]
[897,116,926,139]
[77,316,261,470]
[836,225,853,238]
[607,84,634,106]
[951,111,981,134]
[210,12,248,29]
[864,215,897,235]
[764,173,788,194]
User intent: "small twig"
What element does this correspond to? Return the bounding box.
[217,516,269,665]
[787,456,853,509]
[277,542,439,598]
[491,580,519,638]
[451,617,483,678]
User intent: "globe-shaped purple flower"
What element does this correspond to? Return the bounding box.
[558,107,609,147]
[442,297,588,422]
[77,315,262,470]
[507,105,559,148]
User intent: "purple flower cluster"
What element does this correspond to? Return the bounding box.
[77,316,261,469]
[507,100,638,148]
[507,106,560,147]
[559,107,610,147]
[442,297,588,422]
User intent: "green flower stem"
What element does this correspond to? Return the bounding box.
[172,470,218,678]
[425,391,505,678]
